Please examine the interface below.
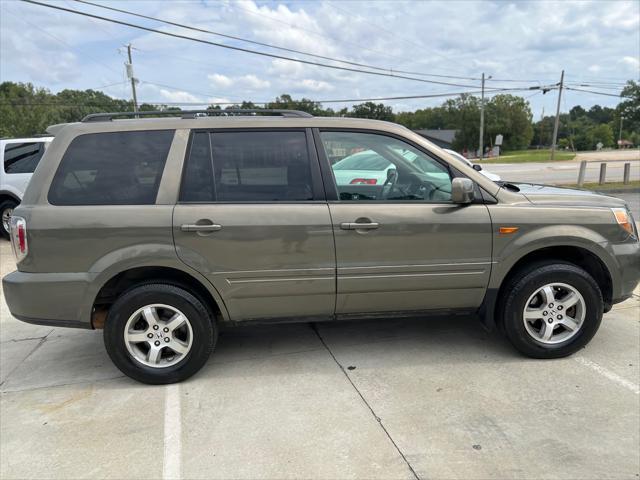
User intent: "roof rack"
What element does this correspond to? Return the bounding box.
[81,109,313,122]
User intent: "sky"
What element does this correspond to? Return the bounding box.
[1,0,639,118]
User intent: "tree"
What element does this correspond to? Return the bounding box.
[349,102,394,121]
[617,80,640,133]
[586,123,614,149]
[586,105,614,124]
[267,94,325,116]
[446,94,480,151]
[484,94,534,150]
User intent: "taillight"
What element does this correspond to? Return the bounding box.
[10,216,28,262]
[350,178,377,185]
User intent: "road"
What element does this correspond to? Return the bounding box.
[484,158,640,185]
[1,239,639,479]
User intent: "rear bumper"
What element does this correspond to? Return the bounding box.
[2,270,93,329]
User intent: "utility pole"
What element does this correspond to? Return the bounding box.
[550,69,564,160]
[126,44,139,115]
[538,107,544,148]
[478,72,485,159]
[618,116,624,148]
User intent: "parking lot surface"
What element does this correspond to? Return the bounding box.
[1,239,639,480]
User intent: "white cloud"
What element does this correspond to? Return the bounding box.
[296,79,333,92]
[207,97,232,105]
[239,74,270,90]
[620,56,640,71]
[208,73,270,90]
[159,89,201,103]
[208,73,233,89]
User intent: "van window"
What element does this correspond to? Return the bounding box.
[3,142,47,174]
[48,130,174,205]
[180,131,314,202]
[180,132,215,202]
[321,131,452,202]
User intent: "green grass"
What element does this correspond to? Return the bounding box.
[562,180,640,191]
[479,149,576,164]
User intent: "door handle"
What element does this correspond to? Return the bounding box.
[340,222,380,230]
[181,223,222,232]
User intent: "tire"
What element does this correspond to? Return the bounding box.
[501,261,603,359]
[0,199,18,240]
[104,283,217,384]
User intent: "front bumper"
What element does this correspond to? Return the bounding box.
[2,270,94,329]
[610,240,640,304]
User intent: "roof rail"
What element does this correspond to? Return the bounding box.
[81,109,313,122]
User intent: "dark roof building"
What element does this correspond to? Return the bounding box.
[413,129,457,149]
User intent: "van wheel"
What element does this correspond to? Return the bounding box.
[501,262,603,359]
[0,199,18,240]
[104,283,217,384]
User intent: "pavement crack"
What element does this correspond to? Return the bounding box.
[0,330,52,388]
[310,323,421,480]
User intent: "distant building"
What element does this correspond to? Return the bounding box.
[617,139,634,149]
[413,129,457,149]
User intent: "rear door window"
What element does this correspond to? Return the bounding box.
[48,130,174,205]
[3,141,47,174]
[180,130,315,202]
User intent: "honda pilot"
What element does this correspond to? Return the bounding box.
[3,110,639,384]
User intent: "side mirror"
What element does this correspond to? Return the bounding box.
[473,164,483,172]
[451,177,475,204]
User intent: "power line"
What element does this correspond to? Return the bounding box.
[74,0,479,82]
[0,86,554,108]
[565,87,631,98]
[22,0,490,89]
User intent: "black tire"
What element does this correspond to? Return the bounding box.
[501,261,603,359]
[104,283,217,384]
[0,199,18,240]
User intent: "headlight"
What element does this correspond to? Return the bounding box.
[611,207,636,237]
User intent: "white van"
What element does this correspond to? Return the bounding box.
[0,137,53,238]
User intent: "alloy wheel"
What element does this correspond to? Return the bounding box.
[124,304,193,368]
[523,282,586,345]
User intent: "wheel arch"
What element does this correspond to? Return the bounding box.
[91,265,229,328]
[0,190,21,204]
[480,244,613,331]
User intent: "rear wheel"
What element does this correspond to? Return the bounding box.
[104,283,217,384]
[0,199,18,240]
[501,262,604,358]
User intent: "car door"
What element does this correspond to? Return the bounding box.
[316,129,492,315]
[173,128,336,321]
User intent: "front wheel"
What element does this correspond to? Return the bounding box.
[501,262,604,359]
[0,199,18,240]
[104,283,217,384]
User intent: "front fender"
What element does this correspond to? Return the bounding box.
[489,224,616,290]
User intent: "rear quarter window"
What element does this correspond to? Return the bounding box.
[48,130,174,205]
[3,141,47,174]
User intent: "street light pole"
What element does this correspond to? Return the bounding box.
[479,72,485,159]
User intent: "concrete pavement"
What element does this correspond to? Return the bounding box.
[484,158,639,185]
[1,239,639,479]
